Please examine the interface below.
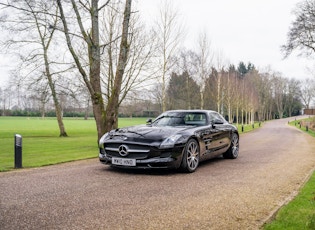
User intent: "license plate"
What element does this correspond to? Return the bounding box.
[112,157,136,166]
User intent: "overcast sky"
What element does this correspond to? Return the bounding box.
[0,0,312,87]
[136,0,313,79]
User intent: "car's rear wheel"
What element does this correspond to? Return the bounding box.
[180,139,200,173]
[223,133,239,159]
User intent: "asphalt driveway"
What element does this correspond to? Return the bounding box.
[1,116,314,229]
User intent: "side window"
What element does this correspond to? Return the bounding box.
[209,112,225,123]
[208,113,215,122]
[184,113,206,126]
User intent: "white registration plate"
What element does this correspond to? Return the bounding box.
[112,157,136,166]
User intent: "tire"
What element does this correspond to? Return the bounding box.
[223,133,239,159]
[180,139,200,173]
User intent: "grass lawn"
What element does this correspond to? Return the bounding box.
[289,117,315,138]
[236,122,262,133]
[263,117,315,229]
[264,173,315,230]
[0,117,147,171]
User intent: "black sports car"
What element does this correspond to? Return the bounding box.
[99,110,239,172]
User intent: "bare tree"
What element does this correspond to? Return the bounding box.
[232,72,243,125]
[245,70,260,124]
[224,68,238,123]
[0,85,11,116]
[154,0,185,112]
[28,81,50,118]
[56,0,132,140]
[0,0,68,136]
[300,78,315,109]
[272,73,287,119]
[196,32,213,109]
[282,0,315,57]
[214,51,228,114]
[101,2,158,109]
[282,0,315,113]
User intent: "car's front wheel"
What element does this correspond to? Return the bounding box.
[180,139,200,173]
[223,133,239,159]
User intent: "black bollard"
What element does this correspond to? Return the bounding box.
[14,134,22,168]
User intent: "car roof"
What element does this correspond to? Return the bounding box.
[163,109,216,113]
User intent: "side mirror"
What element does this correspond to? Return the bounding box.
[211,119,224,128]
[213,119,224,125]
[146,118,152,125]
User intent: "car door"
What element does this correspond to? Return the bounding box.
[194,113,224,158]
[207,112,230,154]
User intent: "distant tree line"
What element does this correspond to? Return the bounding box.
[3,110,93,118]
[164,61,310,124]
[2,61,314,125]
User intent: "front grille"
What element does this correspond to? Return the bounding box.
[104,143,154,159]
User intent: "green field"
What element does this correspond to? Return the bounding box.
[0,117,147,171]
[264,173,315,230]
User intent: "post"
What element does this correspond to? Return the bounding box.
[14,134,22,168]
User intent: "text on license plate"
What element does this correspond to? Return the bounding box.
[112,157,136,166]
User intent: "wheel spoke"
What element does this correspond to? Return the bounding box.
[186,142,199,170]
[181,140,200,172]
[232,135,239,157]
[188,157,197,168]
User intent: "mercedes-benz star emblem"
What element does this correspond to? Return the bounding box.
[118,145,129,157]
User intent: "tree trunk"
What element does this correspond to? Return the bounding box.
[216,73,221,113]
[236,106,239,126]
[200,90,204,110]
[84,98,90,120]
[89,0,105,140]
[44,46,67,137]
[186,74,191,109]
[104,0,132,132]
[241,109,244,125]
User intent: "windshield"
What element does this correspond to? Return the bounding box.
[152,112,207,127]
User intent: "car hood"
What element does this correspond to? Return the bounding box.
[105,125,191,143]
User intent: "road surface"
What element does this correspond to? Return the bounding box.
[1,116,315,229]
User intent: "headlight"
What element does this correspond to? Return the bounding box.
[99,132,109,147]
[160,134,182,149]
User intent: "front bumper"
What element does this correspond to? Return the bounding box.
[99,147,184,169]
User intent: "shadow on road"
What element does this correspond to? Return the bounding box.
[98,156,226,176]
